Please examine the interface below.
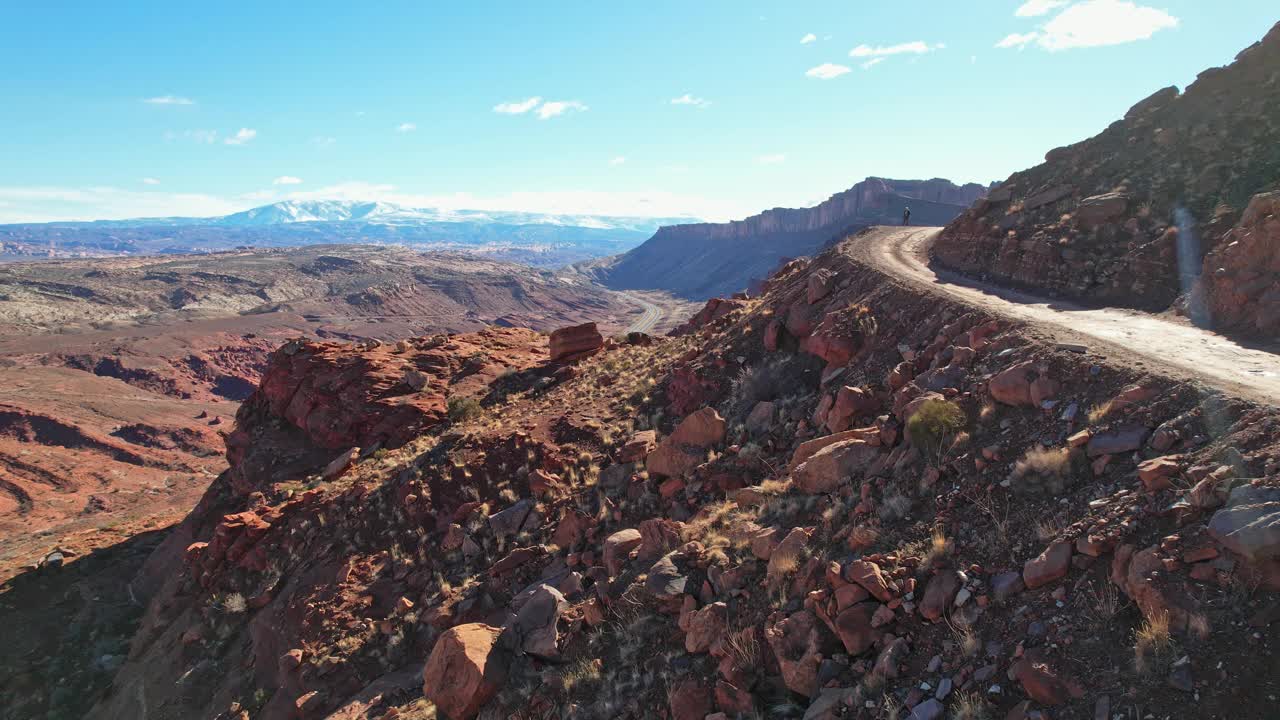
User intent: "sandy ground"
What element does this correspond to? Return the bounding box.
[853,226,1280,407]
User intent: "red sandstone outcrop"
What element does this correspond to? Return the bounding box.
[548,322,604,362]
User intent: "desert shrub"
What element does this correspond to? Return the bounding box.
[906,398,965,459]
[1009,446,1083,496]
[724,354,820,420]
[447,396,482,423]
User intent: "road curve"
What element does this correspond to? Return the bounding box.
[623,292,664,334]
[850,226,1280,406]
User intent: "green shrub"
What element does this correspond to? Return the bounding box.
[447,396,482,423]
[907,398,965,459]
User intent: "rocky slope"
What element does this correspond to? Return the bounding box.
[60,224,1280,720]
[933,22,1280,338]
[584,178,986,299]
[0,245,652,585]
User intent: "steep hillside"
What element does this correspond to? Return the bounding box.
[585,177,986,299]
[0,245,653,584]
[933,22,1280,338]
[56,228,1280,720]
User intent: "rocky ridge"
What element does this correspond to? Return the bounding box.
[585,177,986,300]
[65,221,1280,720]
[933,22,1280,338]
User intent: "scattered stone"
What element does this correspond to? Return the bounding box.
[504,584,567,658]
[1087,425,1150,457]
[766,611,824,698]
[920,570,962,621]
[793,439,880,494]
[603,529,643,577]
[685,602,729,654]
[618,430,657,462]
[1208,485,1280,561]
[908,698,944,720]
[488,499,533,537]
[322,447,360,481]
[1008,656,1083,706]
[1023,541,1073,589]
[845,559,894,602]
[422,623,508,720]
[1167,656,1194,693]
[992,571,1025,602]
[1138,455,1182,491]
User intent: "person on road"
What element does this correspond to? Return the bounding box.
[902,206,911,226]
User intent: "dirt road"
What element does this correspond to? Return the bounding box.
[852,226,1280,406]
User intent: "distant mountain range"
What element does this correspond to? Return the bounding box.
[578,177,988,299]
[0,200,697,267]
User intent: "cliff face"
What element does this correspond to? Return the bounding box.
[933,21,1280,332]
[589,177,986,299]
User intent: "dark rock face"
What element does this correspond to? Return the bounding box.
[590,177,986,299]
[933,21,1280,328]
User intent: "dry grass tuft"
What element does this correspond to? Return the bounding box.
[923,527,951,566]
[1134,611,1175,675]
[1087,399,1115,424]
[950,691,992,720]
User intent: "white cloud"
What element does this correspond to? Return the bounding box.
[996,31,1040,49]
[1015,0,1069,16]
[141,177,160,185]
[0,186,242,223]
[312,136,336,147]
[755,153,787,165]
[536,100,588,119]
[849,41,941,58]
[143,95,194,105]
[396,122,417,133]
[1037,0,1178,50]
[272,176,303,185]
[800,33,817,44]
[609,156,627,167]
[670,93,710,108]
[805,63,852,79]
[861,57,885,70]
[224,128,257,145]
[999,0,1178,51]
[493,96,543,114]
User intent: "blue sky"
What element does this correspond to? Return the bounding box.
[0,1,1275,223]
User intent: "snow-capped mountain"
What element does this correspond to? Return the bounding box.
[0,200,700,268]
[204,200,692,233]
